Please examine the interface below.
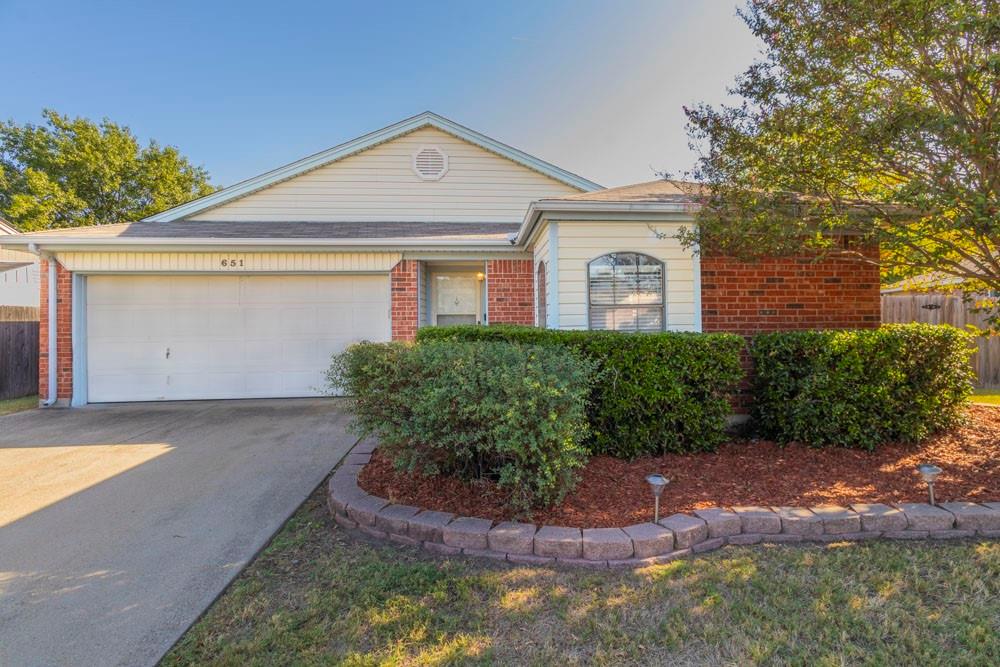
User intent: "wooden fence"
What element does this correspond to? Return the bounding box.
[881,293,999,389]
[0,306,39,400]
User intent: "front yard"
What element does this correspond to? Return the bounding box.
[972,389,1000,406]
[0,394,37,416]
[164,483,1000,666]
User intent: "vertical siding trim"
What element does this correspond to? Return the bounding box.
[692,248,702,332]
[71,274,88,406]
[547,222,559,329]
[45,257,57,404]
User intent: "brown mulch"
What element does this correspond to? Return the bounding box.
[357,406,1000,528]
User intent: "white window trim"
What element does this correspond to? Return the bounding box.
[586,251,666,332]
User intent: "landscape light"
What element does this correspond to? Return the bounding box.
[915,463,942,505]
[645,473,670,523]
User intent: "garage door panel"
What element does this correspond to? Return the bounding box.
[90,339,166,371]
[280,307,319,336]
[352,303,391,338]
[87,274,389,402]
[316,306,356,335]
[89,373,168,402]
[169,307,212,337]
[280,339,319,368]
[240,278,286,303]
[170,339,245,368]
[354,278,385,301]
[242,307,284,337]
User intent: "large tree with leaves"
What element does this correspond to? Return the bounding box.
[0,109,216,231]
[684,0,1000,318]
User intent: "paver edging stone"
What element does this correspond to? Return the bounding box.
[327,441,1000,569]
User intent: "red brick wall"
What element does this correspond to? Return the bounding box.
[390,260,419,341]
[486,259,534,325]
[39,259,73,401]
[700,248,880,412]
[701,250,881,335]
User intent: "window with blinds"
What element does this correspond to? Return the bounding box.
[588,252,664,332]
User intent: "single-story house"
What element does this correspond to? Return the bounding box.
[0,217,40,308]
[0,112,880,406]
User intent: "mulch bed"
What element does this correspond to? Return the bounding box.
[358,406,1000,528]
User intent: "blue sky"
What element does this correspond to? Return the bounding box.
[1,1,761,188]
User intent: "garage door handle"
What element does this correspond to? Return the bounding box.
[166,347,171,359]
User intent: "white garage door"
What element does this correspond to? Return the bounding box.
[86,274,390,402]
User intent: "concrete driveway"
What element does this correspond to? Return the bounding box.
[0,399,356,667]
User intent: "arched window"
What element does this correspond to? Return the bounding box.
[536,262,547,328]
[588,252,664,332]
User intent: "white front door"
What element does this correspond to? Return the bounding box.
[432,273,482,325]
[85,274,390,402]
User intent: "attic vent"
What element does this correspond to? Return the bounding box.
[412,146,448,180]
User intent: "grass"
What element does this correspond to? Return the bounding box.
[972,389,1000,406]
[164,483,1000,666]
[0,394,37,416]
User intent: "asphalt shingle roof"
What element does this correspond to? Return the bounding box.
[19,220,520,241]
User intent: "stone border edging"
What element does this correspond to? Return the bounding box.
[328,439,1000,569]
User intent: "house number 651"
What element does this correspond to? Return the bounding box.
[220,258,245,268]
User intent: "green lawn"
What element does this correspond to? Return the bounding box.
[0,394,37,416]
[972,390,1000,406]
[164,484,1000,666]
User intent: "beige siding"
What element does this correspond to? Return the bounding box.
[54,251,401,274]
[531,221,551,327]
[554,220,698,331]
[187,127,580,223]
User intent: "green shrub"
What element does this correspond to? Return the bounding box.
[750,324,975,449]
[417,325,745,457]
[328,340,595,510]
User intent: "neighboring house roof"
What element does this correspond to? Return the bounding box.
[547,179,706,203]
[0,217,38,269]
[0,217,20,235]
[145,111,603,223]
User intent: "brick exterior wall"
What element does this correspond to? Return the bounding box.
[486,259,534,325]
[390,260,420,341]
[701,248,881,412]
[700,250,881,335]
[39,259,73,401]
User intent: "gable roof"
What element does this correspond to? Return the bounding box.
[145,112,603,223]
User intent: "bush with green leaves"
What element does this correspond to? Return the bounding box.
[417,325,745,457]
[750,324,974,449]
[328,340,594,510]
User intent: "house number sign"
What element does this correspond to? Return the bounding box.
[219,257,247,269]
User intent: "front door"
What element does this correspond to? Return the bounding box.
[432,273,482,325]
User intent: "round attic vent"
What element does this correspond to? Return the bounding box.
[412,146,448,180]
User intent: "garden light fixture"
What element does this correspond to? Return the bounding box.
[916,463,942,505]
[645,473,670,523]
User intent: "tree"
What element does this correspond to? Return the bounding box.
[684,0,1000,322]
[0,109,216,231]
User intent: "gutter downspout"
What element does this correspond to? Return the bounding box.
[42,251,58,406]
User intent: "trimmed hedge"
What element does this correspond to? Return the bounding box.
[417,325,745,457]
[750,324,975,449]
[328,340,594,510]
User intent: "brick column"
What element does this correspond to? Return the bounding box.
[39,259,73,402]
[486,259,534,325]
[390,260,419,341]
